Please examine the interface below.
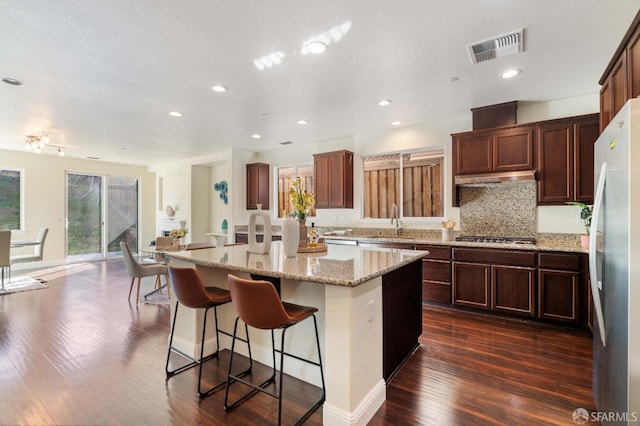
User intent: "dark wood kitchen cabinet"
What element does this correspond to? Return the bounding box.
[415,244,451,304]
[538,252,585,324]
[246,162,270,210]
[313,150,353,208]
[452,248,537,318]
[452,126,534,206]
[599,10,640,130]
[536,114,599,205]
[453,126,534,175]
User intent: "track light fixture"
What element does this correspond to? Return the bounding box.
[24,132,65,156]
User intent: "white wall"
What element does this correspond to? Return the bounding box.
[1,149,155,267]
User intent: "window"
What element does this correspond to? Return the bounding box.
[363,150,443,219]
[277,164,314,218]
[0,169,22,230]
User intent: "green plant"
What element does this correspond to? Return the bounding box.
[566,202,593,235]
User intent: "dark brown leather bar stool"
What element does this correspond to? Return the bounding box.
[224,274,326,425]
[166,266,252,398]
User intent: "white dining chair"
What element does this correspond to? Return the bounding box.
[10,227,48,265]
[0,230,11,289]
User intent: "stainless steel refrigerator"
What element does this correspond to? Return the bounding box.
[590,98,640,423]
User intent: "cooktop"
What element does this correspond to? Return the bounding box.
[454,235,537,245]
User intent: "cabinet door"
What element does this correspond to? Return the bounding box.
[246,163,269,210]
[313,150,354,208]
[536,123,573,204]
[491,265,536,317]
[452,261,490,310]
[538,269,579,323]
[611,52,628,120]
[629,24,640,99]
[600,78,612,132]
[454,134,493,174]
[574,119,599,203]
[493,128,534,172]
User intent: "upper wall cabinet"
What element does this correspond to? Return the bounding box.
[453,126,534,175]
[246,162,269,210]
[599,10,640,130]
[313,150,354,209]
[536,114,599,205]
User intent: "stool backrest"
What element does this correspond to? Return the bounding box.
[34,227,48,259]
[168,266,213,309]
[227,274,291,329]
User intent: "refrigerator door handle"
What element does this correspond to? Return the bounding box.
[590,161,607,346]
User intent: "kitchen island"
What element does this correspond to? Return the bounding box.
[164,241,427,426]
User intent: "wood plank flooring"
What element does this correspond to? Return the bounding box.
[0,260,596,425]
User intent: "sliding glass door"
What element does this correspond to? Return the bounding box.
[66,173,139,260]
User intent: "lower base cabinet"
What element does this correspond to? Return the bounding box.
[537,252,585,324]
[452,248,537,318]
[416,244,451,304]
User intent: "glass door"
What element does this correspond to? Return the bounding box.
[66,173,139,260]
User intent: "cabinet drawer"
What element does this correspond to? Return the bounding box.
[538,252,580,271]
[415,244,451,260]
[422,260,451,282]
[422,281,451,304]
[452,248,536,267]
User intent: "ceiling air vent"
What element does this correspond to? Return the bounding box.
[467,29,524,64]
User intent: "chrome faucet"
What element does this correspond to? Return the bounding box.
[391,203,401,237]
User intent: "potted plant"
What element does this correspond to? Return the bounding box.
[566,202,592,248]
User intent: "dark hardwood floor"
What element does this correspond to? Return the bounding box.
[0,260,596,425]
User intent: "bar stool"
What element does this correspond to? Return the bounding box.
[224,274,326,425]
[166,266,252,398]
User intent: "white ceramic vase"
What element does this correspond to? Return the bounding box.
[282,216,300,257]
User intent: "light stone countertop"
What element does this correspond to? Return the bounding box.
[322,234,588,254]
[164,241,428,287]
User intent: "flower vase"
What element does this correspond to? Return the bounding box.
[282,216,300,257]
[298,219,308,248]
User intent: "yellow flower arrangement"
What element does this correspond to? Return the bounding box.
[289,177,315,219]
[169,228,188,239]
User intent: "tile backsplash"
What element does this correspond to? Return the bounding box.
[459,181,536,237]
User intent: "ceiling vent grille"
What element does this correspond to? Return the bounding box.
[467,29,524,64]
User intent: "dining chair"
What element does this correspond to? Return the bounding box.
[0,230,11,289]
[10,227,48,265]
[120,241,168,304]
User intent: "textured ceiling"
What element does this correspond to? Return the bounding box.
[0,0,637,166]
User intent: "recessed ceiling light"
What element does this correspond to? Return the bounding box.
[391,121,402,126]
[501,69,521,79]
[304,40,328,55]
[211,85,227,93]
[2,78,23,86]
[169,111,183,117]
[252,134,262,139]
[296,120,307,125]
[378,99,392,107]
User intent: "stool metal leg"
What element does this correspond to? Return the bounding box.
[224,314,326,425]
[166,302,253,399]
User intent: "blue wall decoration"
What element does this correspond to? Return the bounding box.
[214,180,228,204]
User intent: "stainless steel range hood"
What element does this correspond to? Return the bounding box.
[455,170,536,186]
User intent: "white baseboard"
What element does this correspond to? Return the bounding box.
[171,335,218,359]
[323,379,386,425]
